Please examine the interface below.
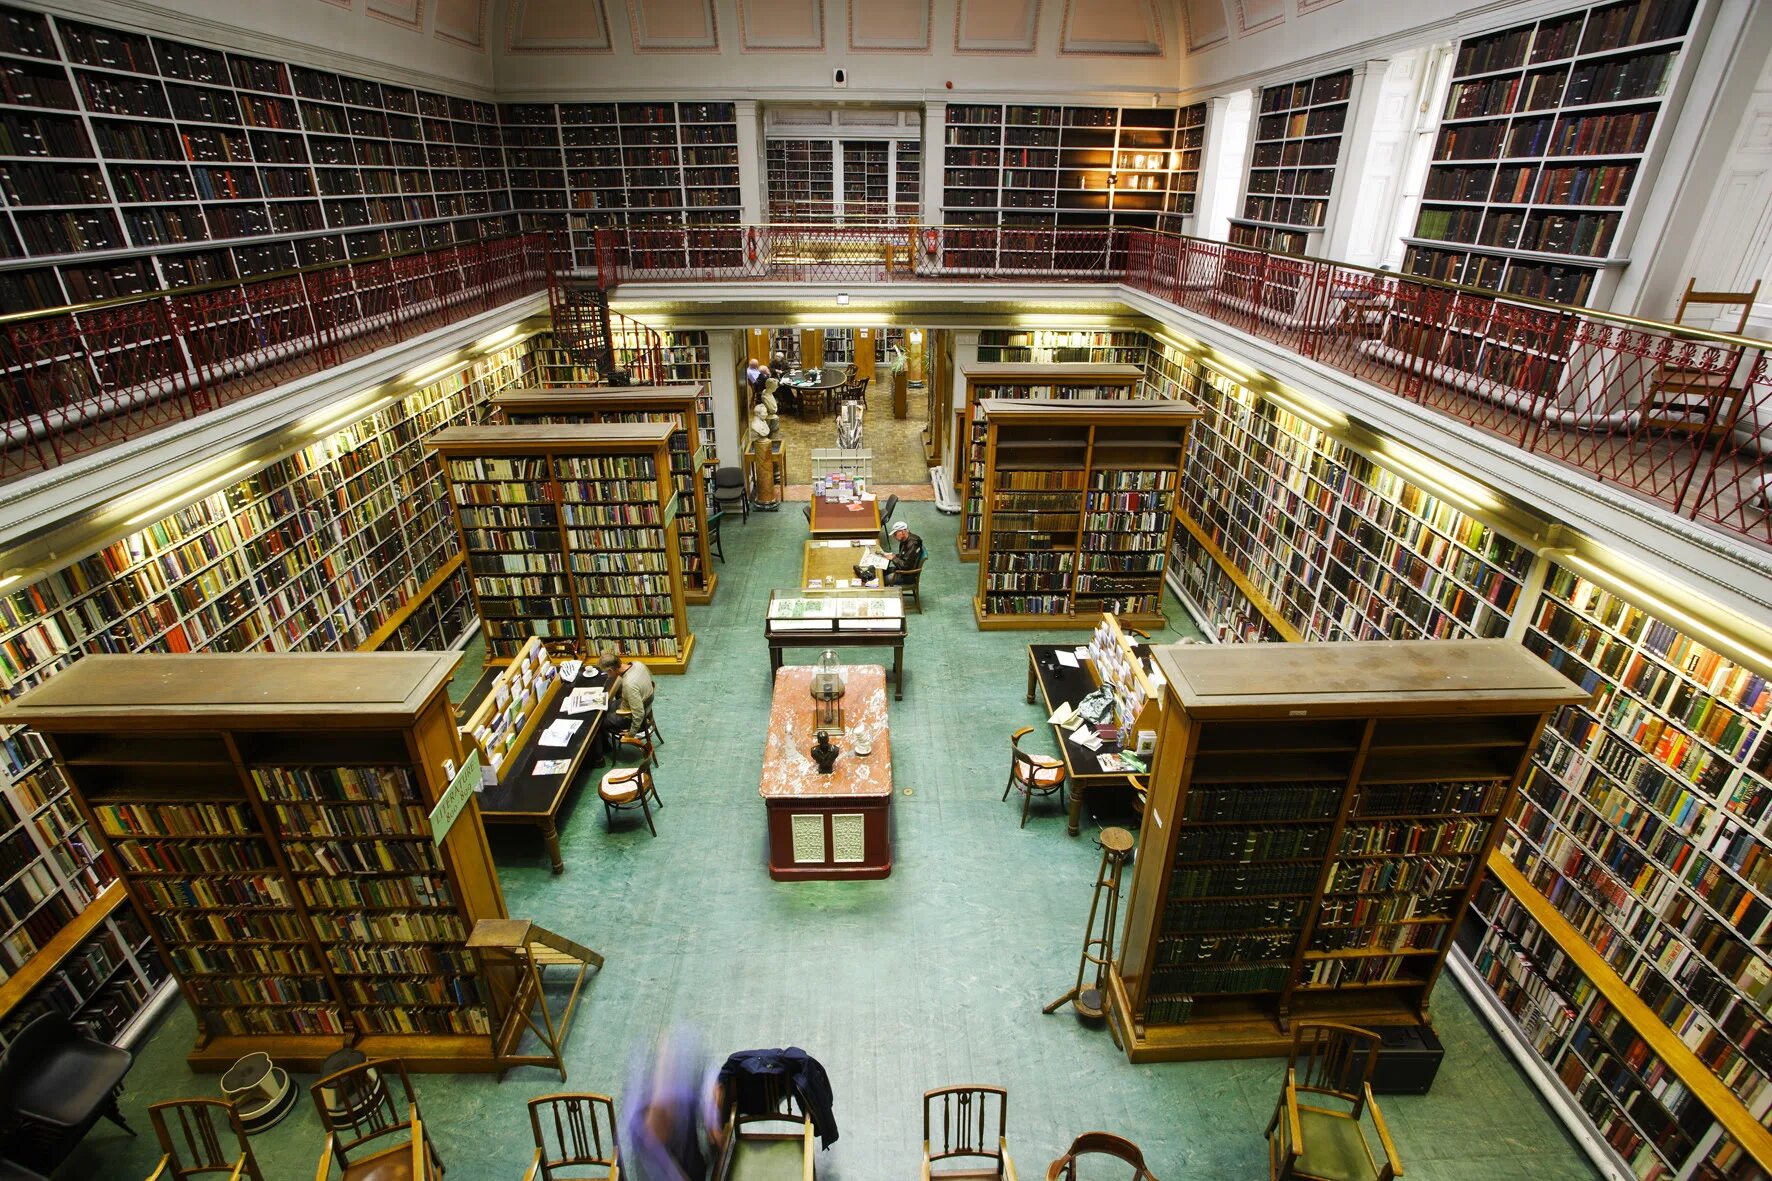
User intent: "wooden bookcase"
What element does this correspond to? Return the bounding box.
[972,398,1199,629]
[431,423,694,672]
[493,385,718,605]
[1399,0,1701,310]
[1110,640,1587,1062]
[940,103,1204,268]
[0,881,170,1050]
[956,363,1146,560]
[0,3,514,314]
[500,101,740,273]
[1229,69,1355,256]
[0,652,508,1072]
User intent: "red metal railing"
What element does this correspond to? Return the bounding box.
[0,232,556,481]
[594,222,1772,550]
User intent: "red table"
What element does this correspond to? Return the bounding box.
[808,494,882,540]
[759,665,893,881]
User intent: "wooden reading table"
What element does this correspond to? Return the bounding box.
[800,539,878,588]
[1026,643,1153,836]
[465,670,611,873]
[808,494,881,540]
[760,664,892,880]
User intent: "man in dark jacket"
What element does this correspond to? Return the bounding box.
[856,521,924,586]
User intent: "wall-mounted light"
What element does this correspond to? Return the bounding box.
[0,573,23,593]
[124,462,256,527]
[1378,441,1499,511]
[405,357,465,388]
[308,395,397,440]
[476,325,520,351]
[1561,552,1772,671]
[836,293,850,306]
[909,330,923,344]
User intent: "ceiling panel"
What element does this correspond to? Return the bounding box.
[505,0,614,52]
[1235,0,1286,35]
[954,0,1039,54]
[629,0,720,52]
[435,0,487,47]
[850,0,931,51]
[1179,0,1228,51]
[366,0,423,28]
[1060,0,1164,55]
[739,0,824,50]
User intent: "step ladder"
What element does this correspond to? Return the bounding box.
[468,918,604,1081]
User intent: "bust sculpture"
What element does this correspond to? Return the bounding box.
[810,729,839,774]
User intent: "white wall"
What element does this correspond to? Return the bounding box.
[46,0,496,94]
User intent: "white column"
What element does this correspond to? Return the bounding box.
[922,101,945,226]
[947,329,979,474]
[1322,62,1388,261]
[1194,92,1251,243]
[708,329,744,467]
[735,99,765,225]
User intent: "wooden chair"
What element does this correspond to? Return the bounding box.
[615,685,663,755]
[712,1073,814,1181]
[145,1099,261,1181]
[893,563,925,614]
[923,1085,1015,1180]
[598,736,662,836]
[840,376,869,410]
[1045,1133,1155,1180]
[1004,727,1066,829]
[309,1058,443,1181]
[1641,278,1761,440]
[706,509,726,562]
[1266,1024,1401,1181]
[524,1093,618,1181]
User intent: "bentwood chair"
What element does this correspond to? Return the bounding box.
[598,736,662,837]
[1046,1133,1155,1180]
[146,1099,262,1181]
[1004,727,1066,829]
[1641,278,1761,441]
[1267,1024,1401,1181]
[309,1058,443,1181]
[524,1093,619,1180]
[923,1086,1016,1180]
[894,563,925,614]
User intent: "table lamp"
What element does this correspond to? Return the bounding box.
[810,649,845,730]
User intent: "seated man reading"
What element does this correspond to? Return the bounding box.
[598,645,655,748]
[855,521,924,586]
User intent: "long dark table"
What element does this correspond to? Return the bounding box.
[1026,643,1152,836]
[473,670,612,873]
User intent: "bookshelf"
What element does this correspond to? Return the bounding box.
[1229,69,1355,256]
[975,329,1148,366]
[0,2,515,313]
[1110,640,1587,1062]
[1145,346,1539,648]
[765,138,833,221]
[432,423,694,672]
[940,103,1203,267]
[0,652,509,1071]
[492,386,718,605]
[972,398,1199,630]
[1461,858,1772,1179]
[1399,0,1701,311]
[955,363,1145,560]
[501,101,740,272]
[0,881,170,1050]
[0,340,532,1038]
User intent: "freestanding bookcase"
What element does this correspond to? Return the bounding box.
[955,364,1145,560]
[973,398,1199,630]
[1110,640,1587,1062]
[431,424,694,672]
[0,653,509,1072]
[493,386,718,605]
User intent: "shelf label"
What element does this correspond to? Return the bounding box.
[429,751,481,845]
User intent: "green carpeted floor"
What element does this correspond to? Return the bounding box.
[63,502,1599,1180]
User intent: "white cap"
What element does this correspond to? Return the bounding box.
[890,521,908,533]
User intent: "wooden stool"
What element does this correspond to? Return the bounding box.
[1044,827,1134,1030]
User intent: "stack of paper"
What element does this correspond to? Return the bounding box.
[538,719,583,748]
[562,687,607,716]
